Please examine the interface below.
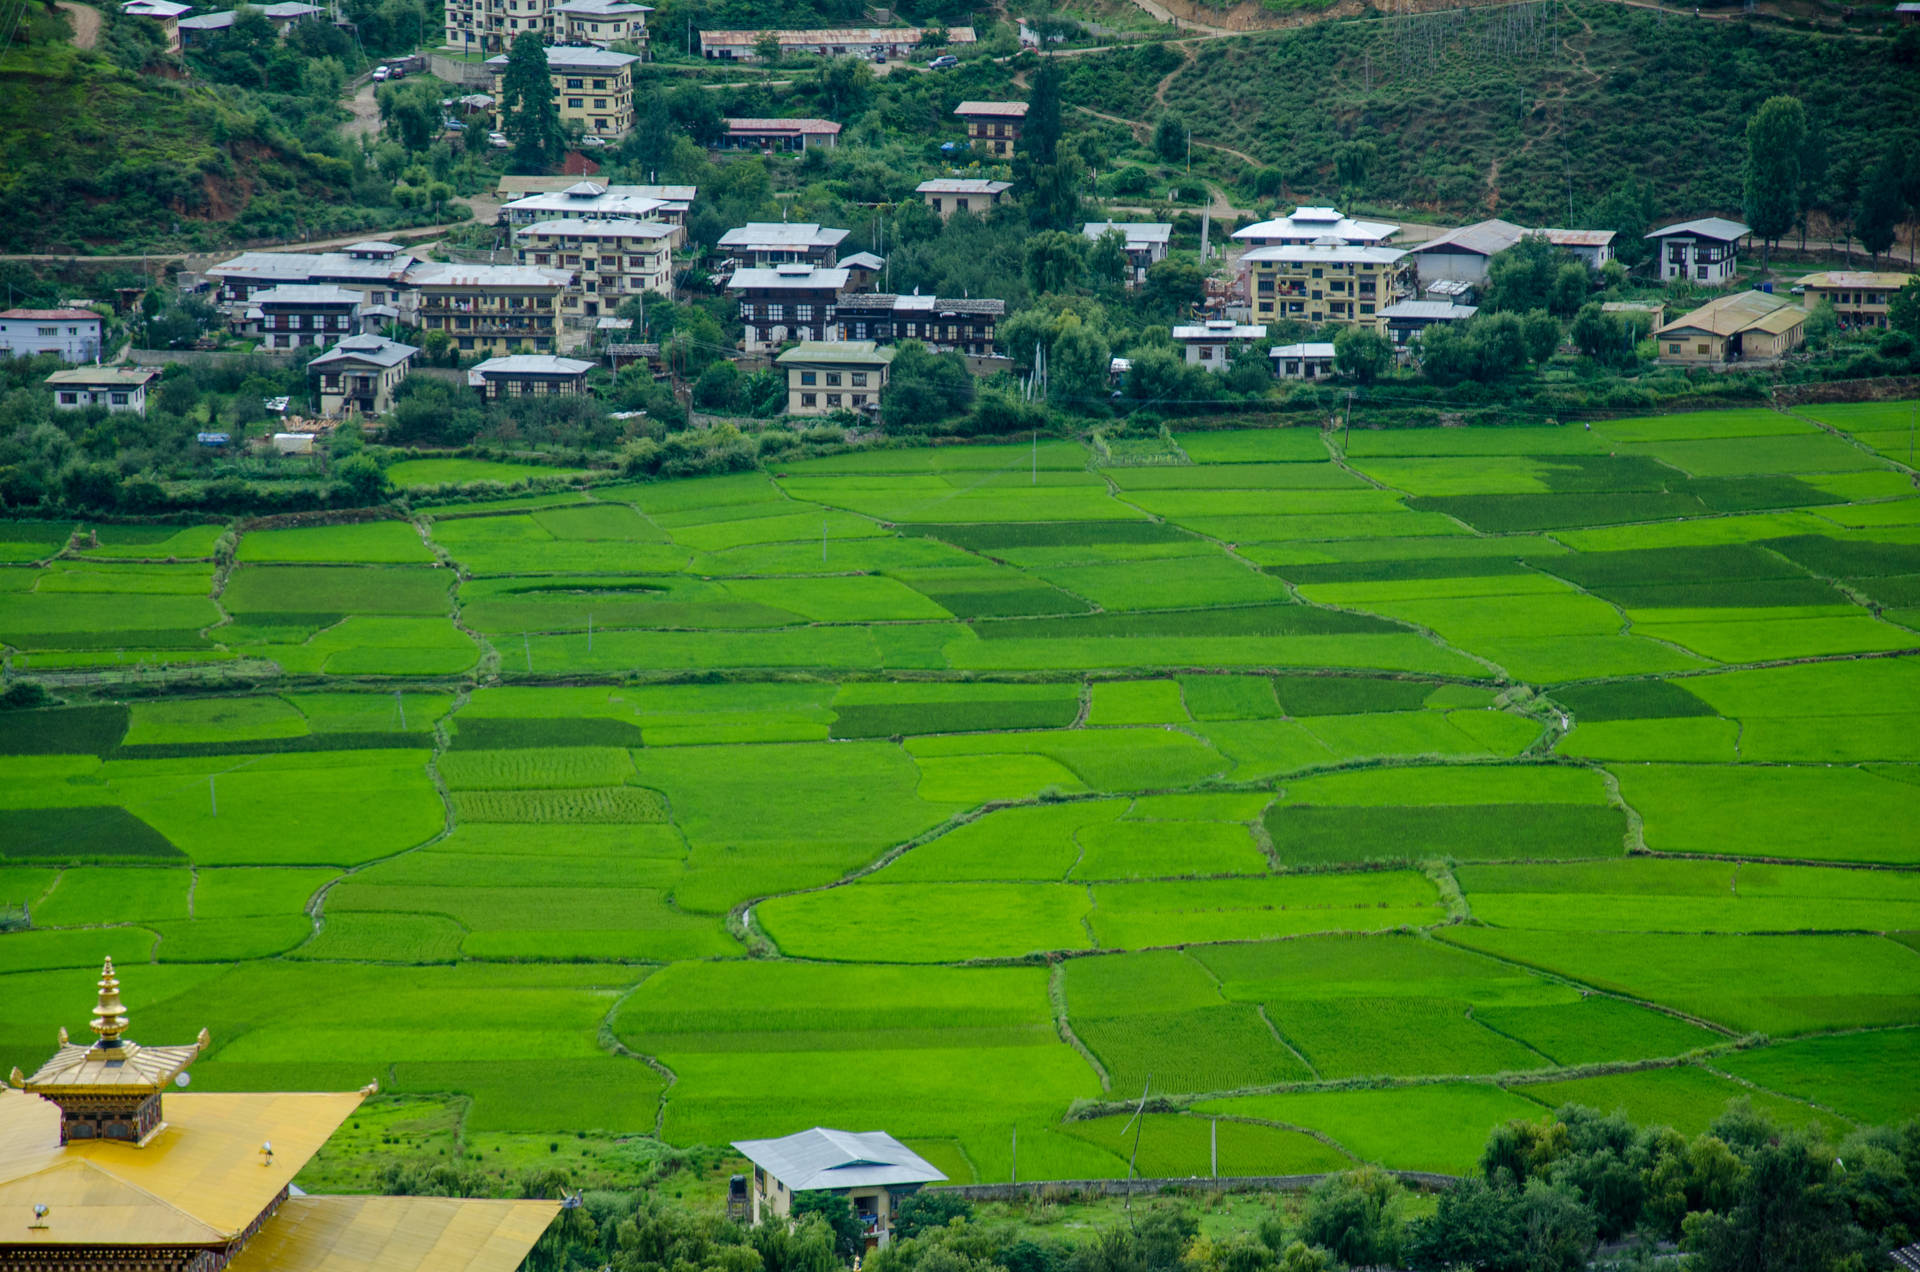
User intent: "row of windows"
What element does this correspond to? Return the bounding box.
[561,76,614,90]
[56,391,133,404]
[30,325,90,336]
[742,303,827,321]
[1824,291,1891,306]
[796,370,870,386]
[797,392,869,408]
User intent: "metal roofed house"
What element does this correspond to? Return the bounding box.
[1082,221,1172,287]
[485,47,639,138]
[513,217,680,313]
[244,284,363,350]
[204,242,416,317]
[122,0,188,49]
[1654,289,1805,365]
[467,354,596,399]
[1403,218,1530,285]
[555,0,650,48]
[177,1,316,44]
[732,1126,945,1243]
[309,334,418,418]
[954,101,1027,157]
[1380,298,1479,349]
[717,222,850,268]
[1539,227,1617,269]
[918,179,1013,220]
[1269,341,1337,380]
[1647,217,1752,285]
[500,181,673,226]
[3,960,557,1272]
[1243,243,1411,330]
[46,366,161,415]
[1172,319,1268,371]
[834,292,1004,355]
[495,177,695,221]
[1231,206,1399,248]
[1796,270,1915,330]
[698,25,975,60]
[0,307,104,362]
[723,118,843,152]
[727,265,852,352]
[839,251,887,290]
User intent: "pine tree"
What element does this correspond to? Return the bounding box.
[1020,57,1062,168]
[1857,147,1904,267]
[500,33,562,175]
[1741,95,1807,270]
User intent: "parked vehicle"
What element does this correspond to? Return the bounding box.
[388,64,407,78]
[488,131,510,149]
[371,65,390,81]
[579,135,607,147]
[927,53,958,69]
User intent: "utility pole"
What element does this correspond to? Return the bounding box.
[208,777,217,818]
[1211,1118,1217,1178]
[523,632,532,672]
[1010,1125,1017,1184]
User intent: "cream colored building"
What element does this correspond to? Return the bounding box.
[917,178,1012,220]
[310,333,418,418]
[515,217,679,317]
[732,1127,945,1249]
[1655,290,1806,364]
[1244,243,1410,330]
[1797,271,1913,330]
[556,0,649,48]
[776,341,893,416]
[487,45,638,138]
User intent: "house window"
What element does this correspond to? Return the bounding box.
[568,97,583,107]
[796,304,814,322]
[566,76,583,88]
[851,372,867,387]
[1696,343,1709,354]
[852,393,866,405]
[767,304,784,321]
[801,371,816,385]
[826,394,841,407]
[594,98,606,108]
[58,392,78,404]
[825,372,841,386]
[110,392,129,405]
[1198,346,1214,360]
[37,326,56,336]
[801,392,816,406]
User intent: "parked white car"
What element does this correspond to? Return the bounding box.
[488,131,510,149]
[371,65,390,82]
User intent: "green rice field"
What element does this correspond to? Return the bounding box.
[4,406,1920,1181]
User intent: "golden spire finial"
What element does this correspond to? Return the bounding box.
[89,957,129,1048]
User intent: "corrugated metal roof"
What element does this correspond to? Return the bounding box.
[310,335,418,368]
[1655,289,1802,337]
[727,267,850,290]
[726,117,843,135]
[0,308,100,322]
[1406,218,1528,257]
[1646,217,1750,242]
[1798,271,1913,289]
[406,263,573,289]
[1381,300,1478,320]
[252,284,362,306]
[484,45,637,68]
[718,223,850,249]
[45,367,160,387]
[700,25,974,45]
[1242,244,1407,264]
[1540,228,1616,247]
[1172,322,1266,339]
[954,101,1028,117]
[469,356,595,379]
[514,217,677,238]
[917,179,1011,194]
[731,1127,943,1189]
[223,1195,560,1272]
[1269,342,1335,358]
[1082,221,1172,245]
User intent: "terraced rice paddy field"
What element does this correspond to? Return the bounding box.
[4,401,1920,1181]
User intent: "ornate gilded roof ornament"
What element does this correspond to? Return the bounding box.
[90,956,130,1047]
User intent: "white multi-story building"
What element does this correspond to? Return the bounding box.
[513,217,679,316]
[556,0,649,48]
[0,308,104,362]
[499,181,676,227]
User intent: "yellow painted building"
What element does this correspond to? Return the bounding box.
[953,101,1026,157]
[487,45,639,138]
[1654,289,1806,365]
[406,262,577,357]
[1797,271,1914,330]
[1,959,557,1271]
[1243,244,1411,331]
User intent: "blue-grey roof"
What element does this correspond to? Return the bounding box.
[309,334,418,369]
[731,1128,947,1192]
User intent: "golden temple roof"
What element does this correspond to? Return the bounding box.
[19,957,205,1094]
[0,1088,366,1244]
[223,1196,564,1272]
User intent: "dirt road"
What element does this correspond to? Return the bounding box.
[57,1,100,48]
[343,77,382,141]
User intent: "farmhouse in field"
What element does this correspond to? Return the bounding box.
[732,1126,945,1247]
[1269,341,1337,380]
[46,366,161,415]
[1,960,557,1270]
[1647,217,1751,285]
[1654,289,1805,365]
[728,264,850,351]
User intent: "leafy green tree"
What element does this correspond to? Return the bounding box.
[891,1192,973,1242]
[1516,1180,1597,1272]
[812,57,873,117]
[1858,146,1906,267]
[1571,303,1633,368]
[1888,278,1920,341]
[880,341,975,430]
[1334,140,1377,195]
[754,30,782,62]
[1144,257,1207,315]
[1484,237,1583,315]
[1408,1177,1520,1270]
[1086,228,1131,289]
[1332,325,1391,384]
[332,454,385,504]
[1299,1169,1406,1269]
[692,359,740,410]
[789,1195,863,1266]
[1050,316,1111,406]
[500,33,563,174]
[1742,95,1808,268]
[1025,231,1089,295]
[1520,310,1561,363]
[1154,114,1186,165]
[1020,57,1062,168]
[1682,1132,1861,1272]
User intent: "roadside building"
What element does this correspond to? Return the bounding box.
[556,0,650,47]
[717,222,849,269]
[1797,271,1914,329]
[1646,217,1751,285]
[1379,298,1479,349]
[1244,243,1410,330]
[1171,319,1267,370]
[245,284,362,350]
[917,178,1013,220]
[1231,206,1398,248]
[468,354,596,399]
[697,25,974,60]
[833,292,1003,355]
[1654,289,1805,364]
[0,307,104,362]
[1268,341,1337,380]
[407,262,576,357]
[309,333,417,418]
[728,265,849,352]
[46,366,160,415]
[514,218,678,315]
[1404,218,1529,285]
[722,118,843,151]
[487,46,639,139]
[953,101,1027,157]
[121,0,188,51]
[204,241,415,320]
[776,341,893,415]
[732,1127,944,1247]
[1081,221,1172,287]
[1,960,558,1271]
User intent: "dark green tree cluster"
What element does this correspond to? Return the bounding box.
[501,33,566,174]
[1414,310,1562,385]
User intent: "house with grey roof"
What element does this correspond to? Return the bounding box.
[717,222,849,268]
[727,265,851,351]
[46,367,162,416]
[1380,298,1479,349]
[731,1127,945,1244]
[1231,206,1398,248]
[244,284,363,351]
[1269,341,1337,380]
[1172,318,1267,371]
[467,355,596,400]
[1082,221,1172,287]
[310,334,418,418]
[918,179,1013,220]
[1647,217,1751,285]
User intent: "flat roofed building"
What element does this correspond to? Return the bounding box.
[1081,221,1172,287]
[1797,271,1914,329]
[698,25,974,60]
[309,333,417,417]
[2,959,557,1272]
[918,178,1012,220]
[407,262,575,357]
[468,354,595,399]
[487,46,638,138]
[1379,298,1479,348]
[514,217,679,313]
[1269,341,1337,380]
[727,264,850,352]
[722,118,842,151]
[46,366,160,415]
[1244,243,1410,331]
[833,292,1003,355]
[556,0,650,47]
[1171,318,1267,370]
[717,222,850,268]
[1647,217,1751,285]
[1654,289,1805,364]
[246,283,362,350]
[0,307,104,362]
[1231,205,1398,247]
[774,343,895,417]
[953,100,1027,157]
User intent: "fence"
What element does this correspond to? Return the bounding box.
[428,52,495,88]
[934,1171,1459,1201]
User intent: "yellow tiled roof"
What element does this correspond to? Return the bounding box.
[0,1088,366,1244]
[25,1040,203,1092]
[224,1196,562,1272]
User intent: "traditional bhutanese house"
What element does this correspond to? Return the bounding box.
[204,241,415,320]
[732,1127,944,1246]
[917,179,1013,221]
[838,251,886,291]
[1268,341,1336,380]
[1379,298,1479,349]
[1654,289,1805,365]
[952,101,1027,157]
[722,118,843,151]
[1,960,557,1271]
[1646,216,1750,285]
[1081,221,1171,288]
[1796,271,1914,330]
[467,354,596,400]
[1539,227,1616,270]
[833,292,1003,355]
[45,366,161,416]
[309,333,418,418]
[244,284,363,350]
[1171,319,1267,371]
[727,265,850,353]
[717,223,849,269]
[1230,206,1397,248]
